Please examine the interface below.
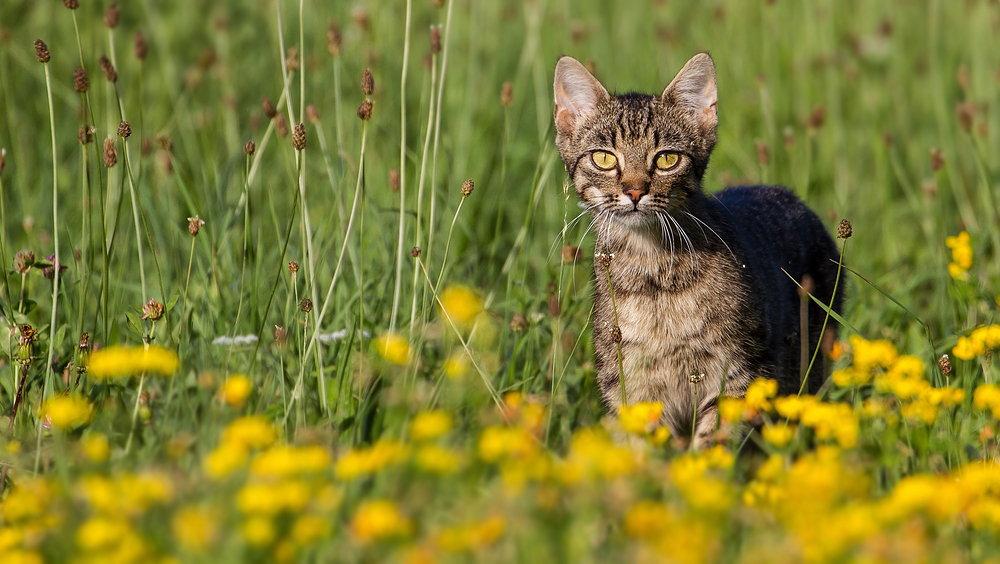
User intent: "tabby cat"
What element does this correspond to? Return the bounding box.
[553,53,843,448]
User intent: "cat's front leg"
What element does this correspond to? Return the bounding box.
[691,403,720,451]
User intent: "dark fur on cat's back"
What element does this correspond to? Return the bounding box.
[553,54,843,447]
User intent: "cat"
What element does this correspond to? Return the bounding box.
[552,53,843,448]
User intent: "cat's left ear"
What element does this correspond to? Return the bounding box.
[662,53,718,134]
[553,56,610,138]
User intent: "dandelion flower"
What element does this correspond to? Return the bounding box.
[81,433,110,463]
[88,345,180,379]
[410,410,453,441]
[373,332,411,365]
[438,285,483,326]
[40,395,94,431]
[219,374,253,408]
[350,500,412,543]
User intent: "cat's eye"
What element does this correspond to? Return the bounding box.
[655,152,681,171]
[591,151,618,170]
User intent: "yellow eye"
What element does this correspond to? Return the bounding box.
[591,151,618,170]
[655,152,680,171]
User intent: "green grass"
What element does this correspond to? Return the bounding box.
[0,0,998,562]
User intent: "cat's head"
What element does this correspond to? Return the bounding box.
[553,54,718,229]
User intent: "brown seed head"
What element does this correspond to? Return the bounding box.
[262,96,277,119]
[956,66,970,92]
[939,354,952,377]
[327,21,342,56]
[798,274,815,299]
[292,123,307,151]
[156,135,173,153]
[79,331,90,352]
[299,298,313,313]
[287,261,299,274]
[755,139,770,166]
[34,39,51,63]
[357,99,373,121]
[105,3,120,27]
[433,0,445,7]
[13,250,35,274]
[562,245,581,263]
[306,104,320,124]
[19,324,38,346]
[410,246,421,258]
[274,325,287,345]
[808,105,826,130]
[73,67,89,93]
[547,293,561,317]
[0,149,5,176]
[837,219,852,239]
[389,169,399,191]
[956,102,975,133]
[275,114,289,137]
[243,140,256,156]
[78,126,94,145]
[509,313,527,332]
[103,138,118,167]
[117,120,131,138]
[134,31,148,61]
[285,46,300,72]
[881,131,894,147]
[461,178,474,197]
[362,68,374,96]
[63,0,79,9]
[99,54,118,82]
[351,6,369,31]
[500,81,513,108]
[142,298,165,321]
[430,25,442,54]
[610,325,622,344]
[930,148,945,172]
[187,215,205,236]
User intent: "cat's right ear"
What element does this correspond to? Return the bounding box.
[553,57,609,138]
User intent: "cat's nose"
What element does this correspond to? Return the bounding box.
[623,184,648,203]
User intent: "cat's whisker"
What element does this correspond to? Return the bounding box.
[545,204,601,263]
[667,212,698,269]
[684,210,737,263]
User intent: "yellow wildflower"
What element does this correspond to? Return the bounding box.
[773,394,820,420]
[624,501,673,539]
[81,433,110,463]
[762,422,795,448]
[718,397,746,423]
[291,515,330,545]
[1,478,53,523]
[744,378,778,412]
[438,285,483,326]
[219,374,253,408]
[373,331,411,365]
[477,425,537,462]
[850,335,898,372]
[335,439,408,480]
[350,500,412,544]
[242,517,276,546]
[974,383,1000,418]
[40,394,93,431]
[410,410,453,441]
[617,401,663,434]
[172,505,218,553]
[443,351,469,380]
[76,517,131,551]
[3,551,42,564]
[414,444,463,474]
[434,516,506,553]
[221,415,278,449]
[250,445,331,478]
[832,367,870,387]
[204,441,249,479]
[87,344,179,378]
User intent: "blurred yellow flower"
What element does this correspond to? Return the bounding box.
[250,445,331,478]
[954,325,1000,360]
[335,440,408,480]
[81,433,110,463]
[718,397,746,423]
[410,410,453,441]
[3,551,42,564]
[443,351,469,380]
[221,416,278,450]
[172,505,218,553]
[438,285,483,326]
[414,445,463,474]
[762,423,795,448]
[850,335,898,372]
[624,501,673,538]
[87,344,179,379]
[478,425,537,462]
[76,516,131,551]
[242,517,276,546]
[744,378,778,412]
[350,500,412,544]
[374,331,411,365]
[434,515,505,553]
[40,394,94,431]
[204,441,249,479]
[292,515,330,545]
[617,401,663,434]
[219,374,253,408]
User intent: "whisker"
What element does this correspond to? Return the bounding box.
[684,211,737,262]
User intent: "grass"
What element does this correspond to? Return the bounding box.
[0,0,999,562]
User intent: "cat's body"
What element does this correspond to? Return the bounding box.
[553,55,842,447]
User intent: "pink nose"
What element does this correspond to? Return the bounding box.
[625,188,647,202]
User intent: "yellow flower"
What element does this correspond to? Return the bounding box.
[773,394,819,420]
[2,551,42,564]
[718,397,746,423]
[373,331,411,365]
[410,410,453,441]
[204,441,249,479]
[350,500,412,544]
[219,374,253,408]
[850,335,898,372]
[250,445,332,478]
[81,433,110,463]
[292,515,330,545]
[242,517,276,546]
[744,378,778,412]
[434,516,506,553]
[172,505,218,553]
[477,425,537,462]
[414,444,463,474]
[438,285,483,326]
[87,345,180,379]
[443,351,469,380]
[617,401,663,434]
[40,394,94,430]
[335,440,408,480]
[76,516,131,551]
[762,422,795,448]
[221,416,278,449]
[624,501,673,538]
[948,262,969,281]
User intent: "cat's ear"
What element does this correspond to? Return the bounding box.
[662,53,718,134]
[553,56,609,138]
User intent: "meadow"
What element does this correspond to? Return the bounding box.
[1,0,999,562]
